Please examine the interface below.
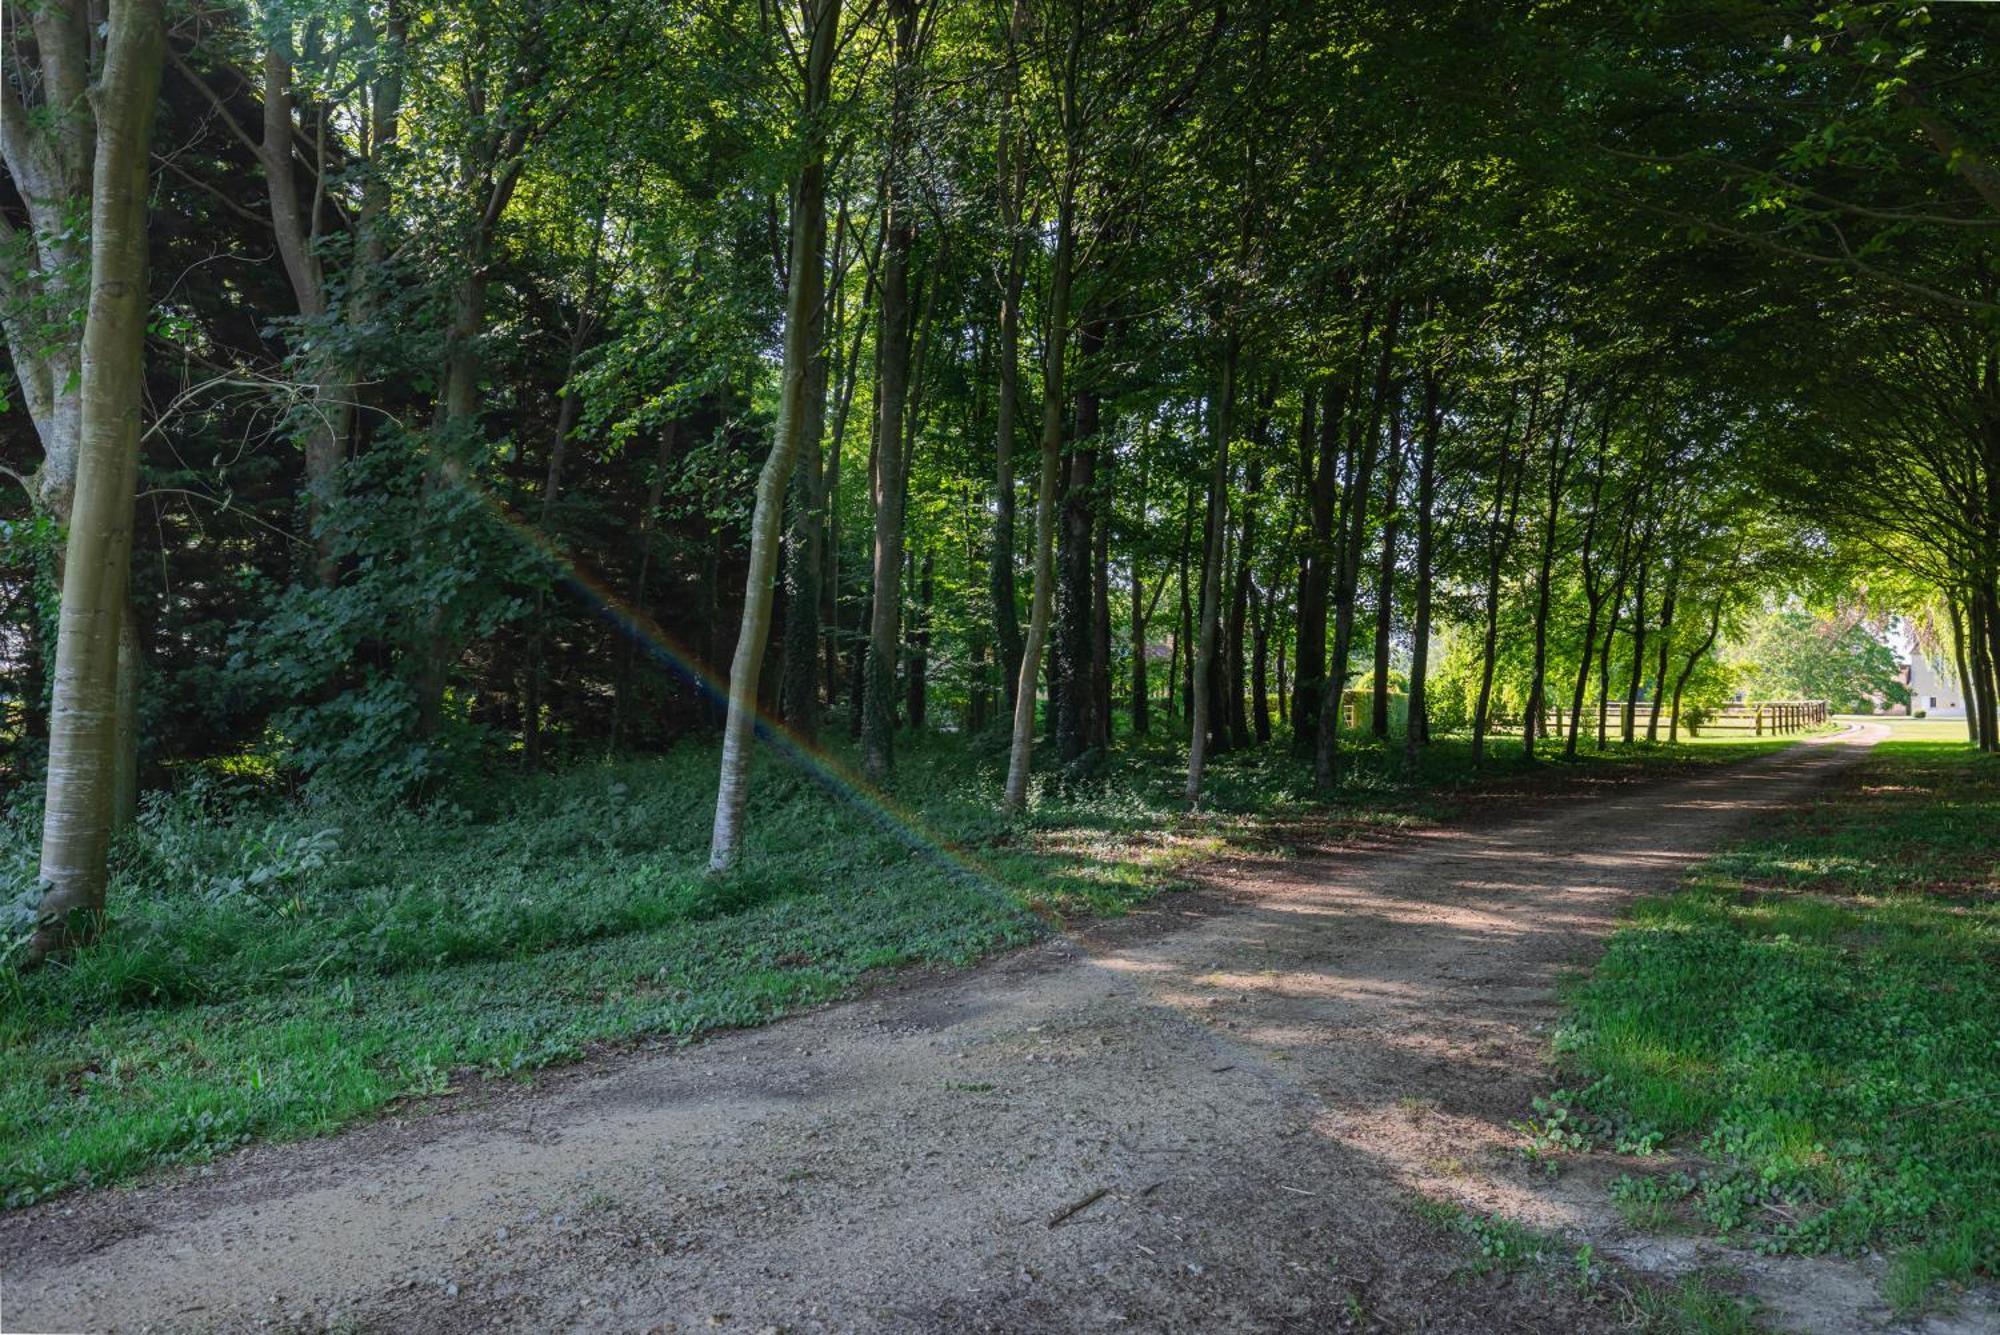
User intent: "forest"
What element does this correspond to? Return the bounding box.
[2,0,1997,1327]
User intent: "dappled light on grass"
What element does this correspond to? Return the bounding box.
[1554,741,2000,1308]
[0,728,1822,1209]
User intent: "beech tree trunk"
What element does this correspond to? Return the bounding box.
[1316,302,1401,789]
[708,0,840,870]
[28,0,165,964]
[989,0,1028,715]
[1471,389,1527,767]
[1293,381,1342,749]
[1055,331,1099,763]
[1370,396,1403,739]
[1522,379,1576,761]
[861,0,921,781]
[1404,370,1441,769]
[1623,551,1651,744]
[1948,592,1979,745]
[1002,164,1076,810]
[1646,564,1679,742]
[1226,458,1261,750]
[1185,335,1236,806]
[780,179,832,739]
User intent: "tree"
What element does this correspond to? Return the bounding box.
[708,0,840,871]
[25,0,166,963]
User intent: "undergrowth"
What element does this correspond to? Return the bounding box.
[0,724,1793,1207]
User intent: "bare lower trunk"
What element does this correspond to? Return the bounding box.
[1404,372,1440,768]
[29,0,164,964]
[708,0,839,870]
[1370,405,1403,740]
[1646,573,1678,742]
[861,0,919,782]
[779,217,831,739]
[1668,596,1723,744]
[1185,336,1236,807]
[1948,592,1978,745]
[1003,142,1077,811]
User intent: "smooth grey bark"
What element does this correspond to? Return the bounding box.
[1002,10,1083,812]
[989,0,1029,715]
[1315,301,1401,789]
[1948,592,1978,745]
[862,0,920,782]
[1562,411,1618,760]
[1646,560,1680,742]
[1185,336,1237,807]
[1470,390,1528,767]
[1521,377,1577,761]
[1369,394,1403,740]
[780,178,832,739]
[28,0,164,964]
[1404,369,1442,769]
[708,0,840,870]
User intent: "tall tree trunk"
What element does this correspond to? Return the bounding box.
[1562,427,1616,760]
[1131,562,1151,736]
[1978,584,2000,751]
[906,547,932,729]
[1226,459,1261,750]
[1316,302,1402,789]
[1970,594,1996,750]
[708,0,839,869]
[1186,334,1237,806]
[1948,591,1979,745]
[1177,489,1195,721]
[1054,327,1100,763]
[1646,565,1679,742]
[1623,553,1651,744]
[1405,370,1441,767]
[1293,380,1342,749]
[1002,160,1077,811]
[1595,506,1639,750]
[862,7,919,781]
[1251,581,1272,743]
[1370,394,1404,739]
[1092,459,1113,749]
[1669,595,1724,744]
[1471,390,1527,767]
[28,0,164,964]
[776,174,832,739]
[989,0,1028,714]
[1522,380,1577,760]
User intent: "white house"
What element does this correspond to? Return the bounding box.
[1904,654,1967,719]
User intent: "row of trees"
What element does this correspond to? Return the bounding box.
[2,0,1995,954]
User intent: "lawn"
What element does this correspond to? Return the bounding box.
[0,723,1804,1209]
[1554,736,1999,1309]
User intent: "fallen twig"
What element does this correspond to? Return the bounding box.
[1047,1186,1111,1228]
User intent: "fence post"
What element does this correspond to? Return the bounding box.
[1755,706,1763,736]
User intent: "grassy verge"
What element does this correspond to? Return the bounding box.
[0,723,1802,1208]
[1553,734,1999,1309]
[1408,1191,1760,1333]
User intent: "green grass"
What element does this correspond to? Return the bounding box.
[1554,739,2000,1308]
[0,720,1804,1208]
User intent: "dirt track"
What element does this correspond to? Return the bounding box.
[8,724,1985,1333]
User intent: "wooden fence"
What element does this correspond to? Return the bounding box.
[1525,700,1831,738]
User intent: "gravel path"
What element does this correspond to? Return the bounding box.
[11,724,1972,1334]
